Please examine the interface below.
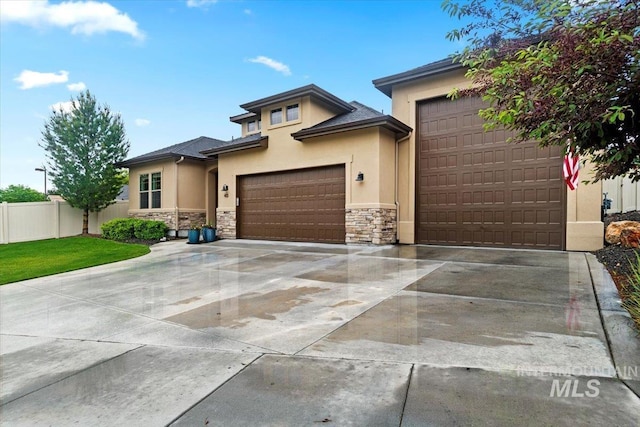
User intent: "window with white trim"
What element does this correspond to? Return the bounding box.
[286,104,299,121]
[270,108,282,125]
[139,174,149,209]
[151,172,161,208]
[139,172,161,209]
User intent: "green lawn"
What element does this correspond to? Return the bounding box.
[0,236,150,285]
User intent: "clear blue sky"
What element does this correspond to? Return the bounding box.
[1,0,463,192]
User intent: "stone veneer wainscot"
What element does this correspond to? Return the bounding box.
[216,210,237,239]
[130,210,205,236]
[346,208,397,245]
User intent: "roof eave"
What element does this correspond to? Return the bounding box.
[201,136,268,156]
[229,112,257,124]
[292,117,412,141]
[117,153,206,168]
[373,58,464,97]
[240,84,353,114]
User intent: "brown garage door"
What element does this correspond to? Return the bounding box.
[238,165,345,243]
[417,96,565,249]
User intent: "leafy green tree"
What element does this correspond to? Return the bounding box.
[40,90,130,234]
[443,0,640,181]
[0,185,48,203]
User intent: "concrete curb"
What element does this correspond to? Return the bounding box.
[585,253,640,390]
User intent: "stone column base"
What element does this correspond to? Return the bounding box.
[216,210,237,239]
[346,208,397,245]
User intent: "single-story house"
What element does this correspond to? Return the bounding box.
[119,58,603,251]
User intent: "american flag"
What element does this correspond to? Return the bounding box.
[563,150,580,190]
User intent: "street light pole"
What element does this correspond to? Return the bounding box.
[35,167,47,195]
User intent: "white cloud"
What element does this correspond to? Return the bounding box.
[248,56,291,76]
[0,0,145,40]
[135,118,151,127]
[15,70,69,90]
[67,82,87,91]
[49,101,76,114]
[186,0,218,8]
[244,9,252,15]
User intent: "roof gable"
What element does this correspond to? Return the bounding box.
[239,84,354,115]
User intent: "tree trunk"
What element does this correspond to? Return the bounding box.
[83,209,89,235]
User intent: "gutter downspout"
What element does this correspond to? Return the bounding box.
[395,131,412,244]
[175,156,185,235]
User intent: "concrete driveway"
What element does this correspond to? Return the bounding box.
[1,240,638,425]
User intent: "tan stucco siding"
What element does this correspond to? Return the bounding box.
[389,68,603,249]
[206,164,218,226]
[565,161,603,250]
[217,127,394,213]
[128,159,177,212]
[378,129,397,207]
[246,96,336,136]
[176,160,207,210]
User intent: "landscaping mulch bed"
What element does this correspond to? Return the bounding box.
[593,211,640,330]
[594,211,640,286]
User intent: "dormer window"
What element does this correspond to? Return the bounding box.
[245,118,262,135]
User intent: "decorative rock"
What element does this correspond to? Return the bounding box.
[620,227,640,248]
[605,221,640,247]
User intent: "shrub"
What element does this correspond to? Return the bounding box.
[101,218,167,241]
[101,218,137,241]
[624,252,640,330]
[134,220,168,240]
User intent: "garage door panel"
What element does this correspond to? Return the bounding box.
[417,97,565,250]
[238,165,345,243]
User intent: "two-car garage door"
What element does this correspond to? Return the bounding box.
[237,165,345,243]
[417,96,565,250]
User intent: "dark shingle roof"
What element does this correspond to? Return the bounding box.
[373,57,463,97]
[200,133,268,156]
[118,136,226,167]
[291,101,411,141]
[310,101,384,128]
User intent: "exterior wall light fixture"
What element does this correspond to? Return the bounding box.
[355,172,364,182]
[222,184,229,197]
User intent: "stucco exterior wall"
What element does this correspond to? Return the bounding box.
[128,159,177,211]
[176,160,207,210]
[565,161,604,251]
[217,126,394,212]
[389,68,604,250]
[127,158,213,234]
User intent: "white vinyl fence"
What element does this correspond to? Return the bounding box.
[0,200,129,244]
[602,176,640,214]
